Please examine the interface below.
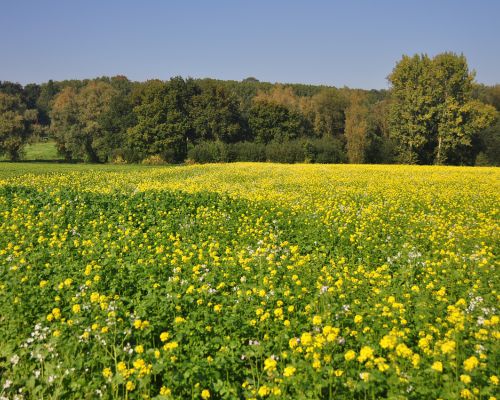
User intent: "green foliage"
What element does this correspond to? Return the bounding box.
[265,140,306,163]
[191,81,245,143]
[1,61,497,166]
[230,141,267,162]
[99,90,137,161]
[0,92,37,160]
[0,164,498,399]
[474,115,500,166]
[187,141,230,163]
[248,101,308,144]
[305,88,348,137]
[188,138,346,164]
[388,53,496,164]
[127,77,198,163]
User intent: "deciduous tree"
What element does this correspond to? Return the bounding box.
[388,53,496,164]
[0,93,37,160]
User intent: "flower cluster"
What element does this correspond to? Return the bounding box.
[0,163,498,399]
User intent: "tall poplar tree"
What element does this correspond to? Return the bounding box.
[388,53,495,164]
[345,92,369,164]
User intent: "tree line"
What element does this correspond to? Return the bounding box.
[1,52,499,165]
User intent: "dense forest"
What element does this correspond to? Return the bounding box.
[1,52,499,165]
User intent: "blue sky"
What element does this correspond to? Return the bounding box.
[1,0,499,88]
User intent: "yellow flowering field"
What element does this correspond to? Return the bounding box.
[0,163,498,399]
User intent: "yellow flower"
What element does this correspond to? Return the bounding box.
[490,375,499,385]
[379,334,397,349]
[460,374,471,384]
[39,280,48,288]
[354,315,363,324]
[72,304,81,314]
[135,345,144,354]
[440,340,456,354]
[359,372,370,382]
[257,385,270,397]
[344,350,356,361]
[160,386,171,396]
[201,389,211,399]
[460,389,473,399]
[463,356,479,372]
[432,361,443,372]
[283,366,296,377]
[52,308,61,319]
[117,361,127,372]
[102,367,112,379]
[395,343,413,358]
[357,346,374,363]
[289,338,299,349]
[412,353,421,368]
[163,341,179,351]
[174,316,186,324]
[264,357,277,372]
[312,315,322,325]
[300,332,313,346]
[160,332,170,342]
[213,304,222,313]
[133,319,142,329]
[126,381,135,391]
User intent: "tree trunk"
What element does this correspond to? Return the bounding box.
[436,136,443,165]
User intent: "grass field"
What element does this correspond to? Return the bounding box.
[0,163,498,399]
[22,141,60,161]
[0,141,61,162]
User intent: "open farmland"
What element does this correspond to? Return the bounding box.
[0,163,498,399]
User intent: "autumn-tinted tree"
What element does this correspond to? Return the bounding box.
[344,92,369,163]
[302,88,348,138]
[49,87,79,160]
[50,82,117,162]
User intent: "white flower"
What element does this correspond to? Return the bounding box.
[3,380,12,389]
[10,354,20,365]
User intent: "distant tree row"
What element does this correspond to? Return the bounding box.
[1,52,498,165]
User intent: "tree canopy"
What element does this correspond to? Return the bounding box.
[0,52,497,165]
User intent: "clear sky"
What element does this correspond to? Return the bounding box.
[1,0,499,89]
